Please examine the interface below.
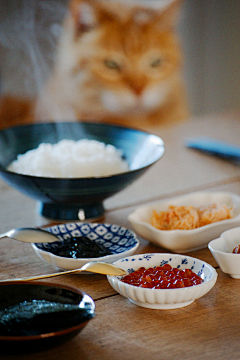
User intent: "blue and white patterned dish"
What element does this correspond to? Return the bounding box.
[107,253,217,309]
[32,222,139,271]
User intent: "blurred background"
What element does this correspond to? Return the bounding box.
[0,0,239,117]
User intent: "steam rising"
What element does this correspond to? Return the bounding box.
[0,0,174,98]
[0,0,68,97]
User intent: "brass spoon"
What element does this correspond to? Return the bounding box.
[0,261,127,282]
[0,227,59,243]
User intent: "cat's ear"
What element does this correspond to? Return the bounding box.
[70,1,97,35]
[156,0,183,29]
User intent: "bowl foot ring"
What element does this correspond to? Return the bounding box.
[38,202,105,221]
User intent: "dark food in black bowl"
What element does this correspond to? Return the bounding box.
[51,235,113,258]
[0,281,95,353]
[0,299,93,337]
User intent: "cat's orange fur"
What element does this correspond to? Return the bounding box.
[0,0,189,131]
[0,96,34,129]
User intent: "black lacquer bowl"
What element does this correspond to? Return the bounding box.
[0,281,95,353]
[0,122,164,220]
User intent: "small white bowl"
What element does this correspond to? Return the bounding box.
[107,253,217,309]
[208,226,240,278]
[32,222,139,270]
[128,191,240,253]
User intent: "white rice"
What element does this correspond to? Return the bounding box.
[7,139,129,178]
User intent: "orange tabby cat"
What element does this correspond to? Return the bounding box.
[0,0,189,131]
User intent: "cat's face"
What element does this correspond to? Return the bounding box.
[66,0,183,116]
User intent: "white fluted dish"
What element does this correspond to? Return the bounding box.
[107,253,217,310]
[128,191,240,253]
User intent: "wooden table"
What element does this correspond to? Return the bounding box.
[1,110,240,359]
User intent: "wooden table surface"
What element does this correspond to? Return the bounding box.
[1,110,240,359]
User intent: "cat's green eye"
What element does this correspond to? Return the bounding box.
[150,58,162,68]
[104,60,120,70]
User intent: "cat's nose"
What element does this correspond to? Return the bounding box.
[131,83,145,96]
[125,76,146,97]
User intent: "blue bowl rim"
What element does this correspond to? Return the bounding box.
[0,121,165,180]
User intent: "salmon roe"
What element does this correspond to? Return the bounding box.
[121,264,203,289]
[232,245,240,254]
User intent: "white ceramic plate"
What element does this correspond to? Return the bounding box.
[107,253,217,309]
[128,191,240,253]
[32,222,139,270]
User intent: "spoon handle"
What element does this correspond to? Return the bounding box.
[0,268,82,282]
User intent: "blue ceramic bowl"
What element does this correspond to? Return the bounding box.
[32,222,140,270]
[0,122,164,220]
[0,281,95,353]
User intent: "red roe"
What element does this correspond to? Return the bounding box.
[121,264,203,289]
[232,245,240,253]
